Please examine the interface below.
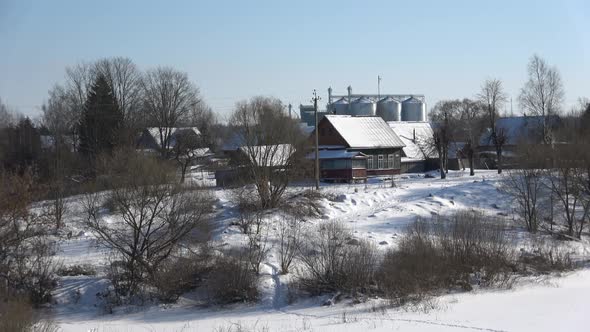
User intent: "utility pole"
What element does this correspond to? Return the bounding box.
[378,75,382,99]
[312,89,321,190]
[288,103,292,118]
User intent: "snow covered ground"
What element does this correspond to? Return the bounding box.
[49,170,590,331]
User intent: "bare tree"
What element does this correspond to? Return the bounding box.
[518,55,564,145]
[455,99,486,176]
[478,78,508,174]
[503,168,543,232]
[229,97,305,209]
[95,57,144,142]
[429,100,458,175]
[142,67,201,158]
[63,62,96,151]
[172,129,204,183]
[545,158,589,239]
[83,152,212,296]
[188,104,218,149]
[42,86,74,229]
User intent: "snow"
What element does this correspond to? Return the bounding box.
[55,270,590,332]
[146,127,201,149]
[239,144,295,167]
[388,121,436,160]
[48,170,590,331]
[325,115,405,148]
[305,149,365,160]
[479,116,559,147]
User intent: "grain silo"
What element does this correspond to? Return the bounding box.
[401,96,426,121]
[350,97,376,116]
[331,97,349,115]
[376,97,401,121]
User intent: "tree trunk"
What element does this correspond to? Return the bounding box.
[468,149,475,176]
[496,148,503,174]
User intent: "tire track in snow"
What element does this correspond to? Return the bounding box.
[276,309,508,332]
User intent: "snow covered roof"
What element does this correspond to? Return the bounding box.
[388,122,436,160]
[146,127,201,149]
[305,149,366,160]
[324,115,405,149]
[479,116,560,147]
[239,144,295,167]
[190,147,214,158]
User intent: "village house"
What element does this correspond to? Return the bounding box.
[310,115,405,182]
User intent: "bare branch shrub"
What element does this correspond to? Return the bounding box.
[377,211,515,305]
[503,168,544,232]
[0,289,34,331]
[208,251,259,304]
[150,245,215,303]
[277,216,301,274]
[83,151,212,299]
[246,230,270,275]
[296,221,378,295]
[0,171,59,306]
[545,164,588,238]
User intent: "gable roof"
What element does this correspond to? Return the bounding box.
[388,121,437,160]
[479,116,560,146]
[323,115,405,149]
[238,144,295,167]
[145,127,201,149]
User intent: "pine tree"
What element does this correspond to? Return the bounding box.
[78,74,123,159]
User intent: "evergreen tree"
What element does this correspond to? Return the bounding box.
[78,74,123,159]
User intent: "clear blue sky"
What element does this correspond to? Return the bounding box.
[1,0,588,119]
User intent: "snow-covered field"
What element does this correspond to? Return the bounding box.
[50,170,590,331]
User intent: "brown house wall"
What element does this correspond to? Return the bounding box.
[312,119,349,147]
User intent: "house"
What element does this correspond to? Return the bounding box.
[478,115,560,168]
[387,122,439,173]
[306,149,368,182]
[215,144,296,187]
[311,115,405,179]
[137,127,202,154]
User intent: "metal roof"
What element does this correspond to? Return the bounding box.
[324,115,405,149]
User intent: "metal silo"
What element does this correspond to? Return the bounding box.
[377,97,401,121]
[331,97,349,115]
[401,96,426,121]
[350,97,376,116]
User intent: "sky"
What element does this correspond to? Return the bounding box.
[0,0,589,120]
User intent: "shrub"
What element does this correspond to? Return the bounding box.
[57,264,96,276]
[0,289,34,332]
[296,221,378,295]
[377,211,516,304]
[150,245,214,303]
[208,252,259,304]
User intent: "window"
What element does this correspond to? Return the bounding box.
[321,159,350,169]
[367,156,373,169]
[394,152,401,169]
[388,154,394,169]
[352,159,366,169]
[378,155,384,169]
